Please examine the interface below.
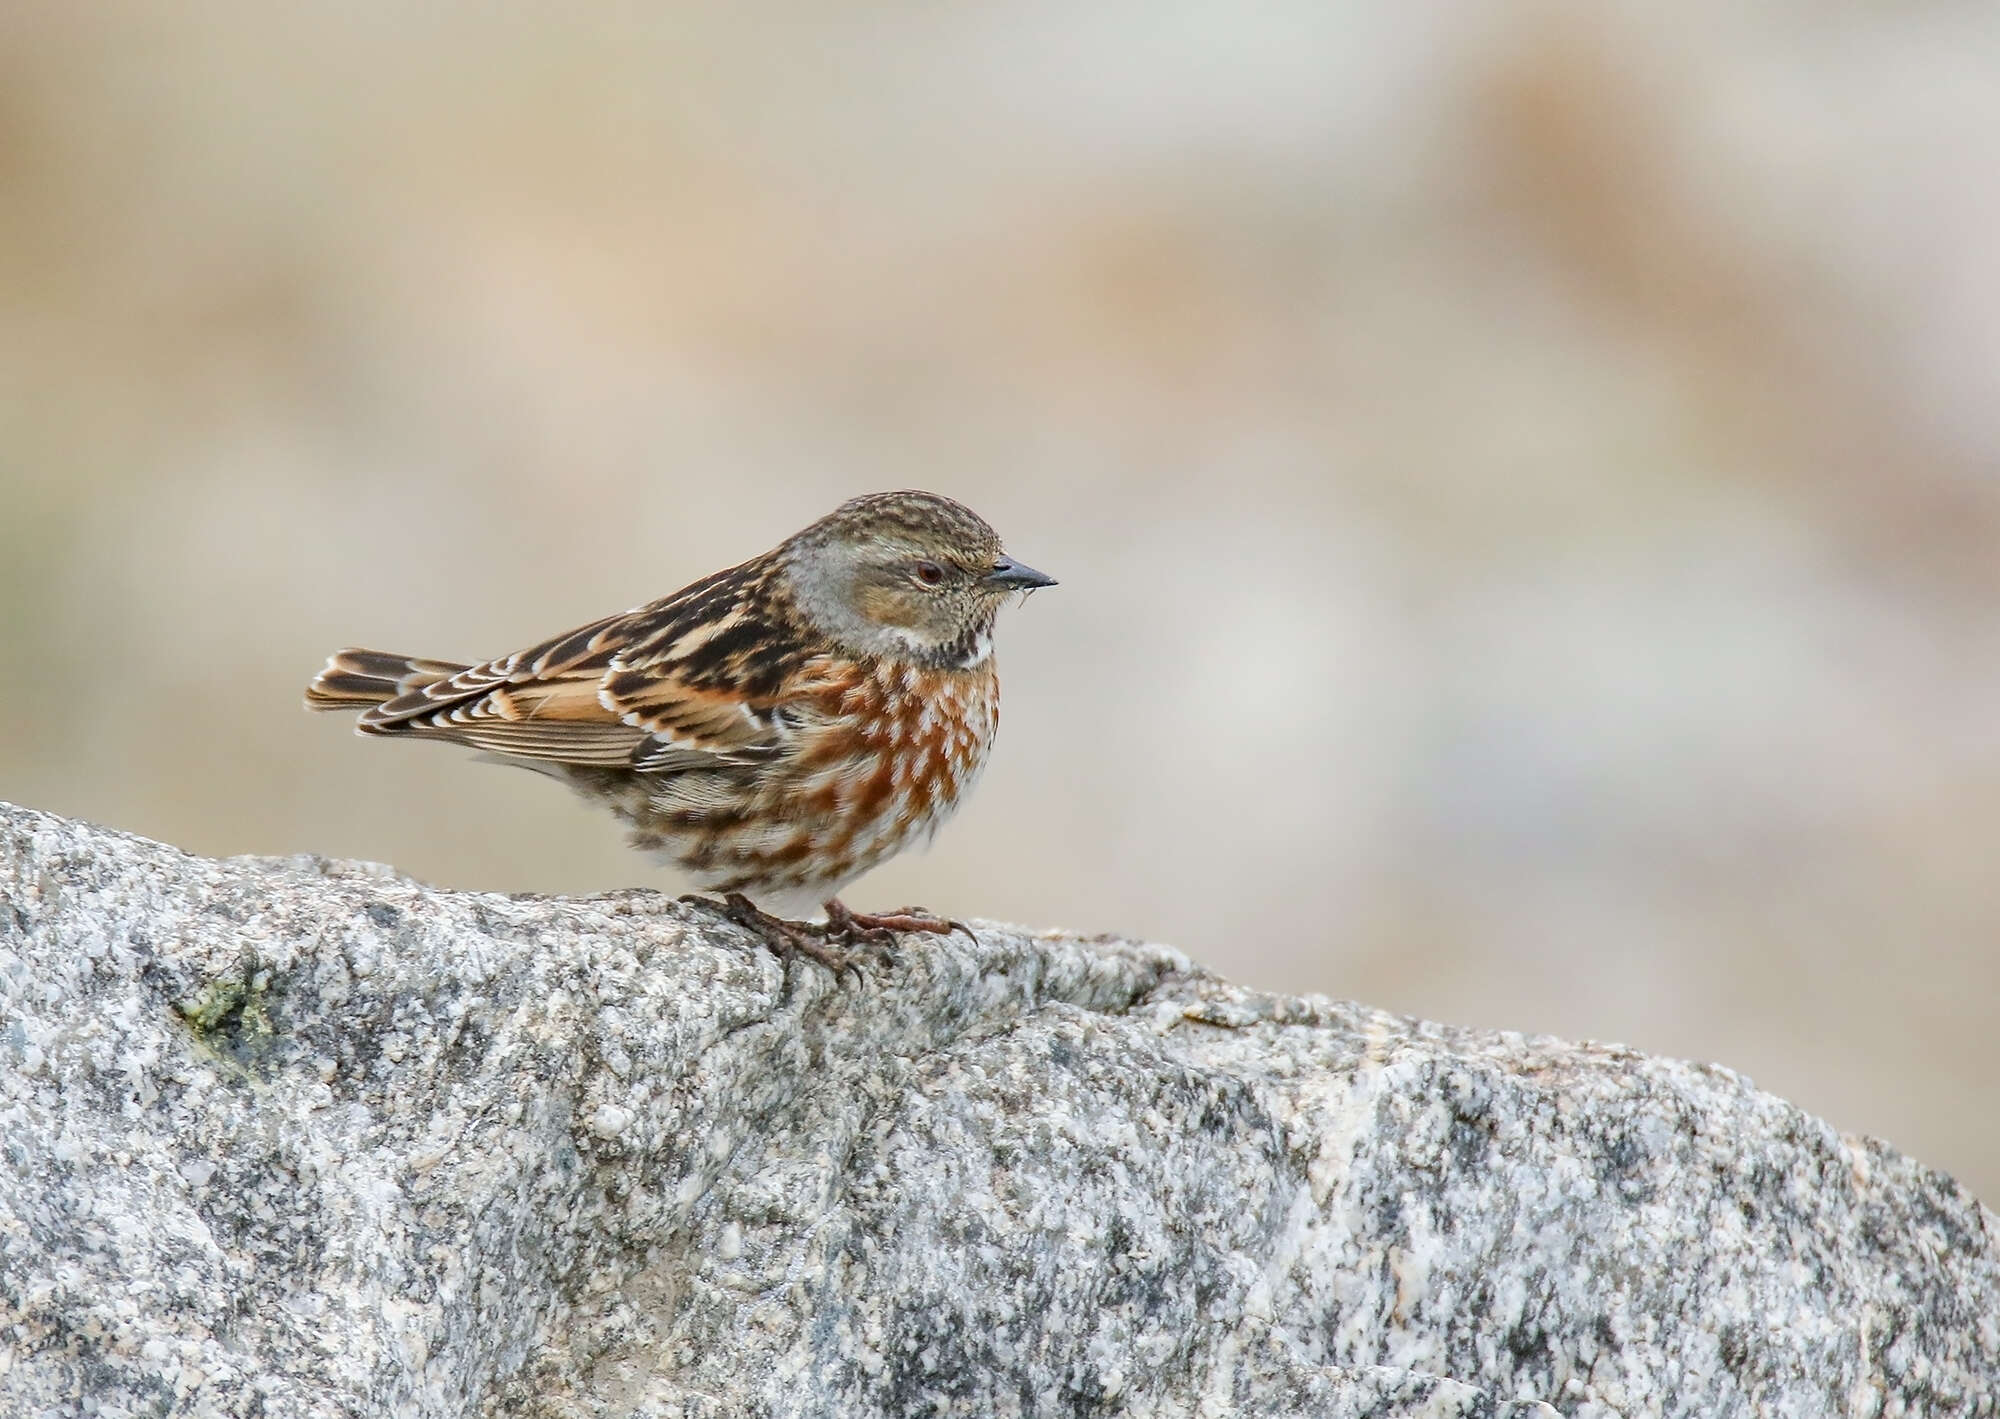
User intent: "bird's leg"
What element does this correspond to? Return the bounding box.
[679,893,860,978]
[822,899,977,947]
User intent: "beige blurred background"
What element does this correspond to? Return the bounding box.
[4,3,1999,1200]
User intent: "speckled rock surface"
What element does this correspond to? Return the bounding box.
[0,802,1995,1418]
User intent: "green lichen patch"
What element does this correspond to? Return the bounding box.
[173,953,279,1064]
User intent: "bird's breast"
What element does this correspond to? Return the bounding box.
[812,659,998,829]
[888,660,1000,826]
[645,657,1000,896]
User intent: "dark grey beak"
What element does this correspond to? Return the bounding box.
[984,557,1057,591]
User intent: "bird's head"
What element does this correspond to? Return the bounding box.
[782,490,1055,668]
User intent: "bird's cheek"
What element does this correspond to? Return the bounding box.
[854,583,919,629]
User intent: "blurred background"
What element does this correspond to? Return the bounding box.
[4,3,1999,1200]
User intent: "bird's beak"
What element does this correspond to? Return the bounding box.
[984,557,1057,591]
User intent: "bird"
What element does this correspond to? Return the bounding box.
[304,490,1054,970]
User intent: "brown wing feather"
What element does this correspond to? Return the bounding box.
[344,552,828,773]
[600,554,829,758]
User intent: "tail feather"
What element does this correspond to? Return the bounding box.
[305,648,468,712]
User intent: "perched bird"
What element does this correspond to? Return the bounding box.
[305,490,1054,969]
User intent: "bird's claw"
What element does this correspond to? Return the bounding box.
[823,900,977,948]
[679,895,977,979]
[679,893,863,981]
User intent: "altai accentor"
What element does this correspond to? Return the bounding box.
[305,490,1054,968]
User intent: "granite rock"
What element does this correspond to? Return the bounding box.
[0,801,1994,1417]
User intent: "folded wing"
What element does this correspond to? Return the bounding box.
[337,553,823,774]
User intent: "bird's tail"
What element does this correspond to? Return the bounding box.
[304,648,469,713]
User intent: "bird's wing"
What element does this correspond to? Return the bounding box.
[353,610,653,766]
[598,557,836,767]
[356,555,827,772]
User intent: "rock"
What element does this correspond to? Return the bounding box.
[0,801,1994,1418]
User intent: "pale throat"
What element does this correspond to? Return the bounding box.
[884,622,994,670]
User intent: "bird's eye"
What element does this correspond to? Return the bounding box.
[913,560,946,587]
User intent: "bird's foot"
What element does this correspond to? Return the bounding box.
[679,893,861,980]
[822,899,976,950]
